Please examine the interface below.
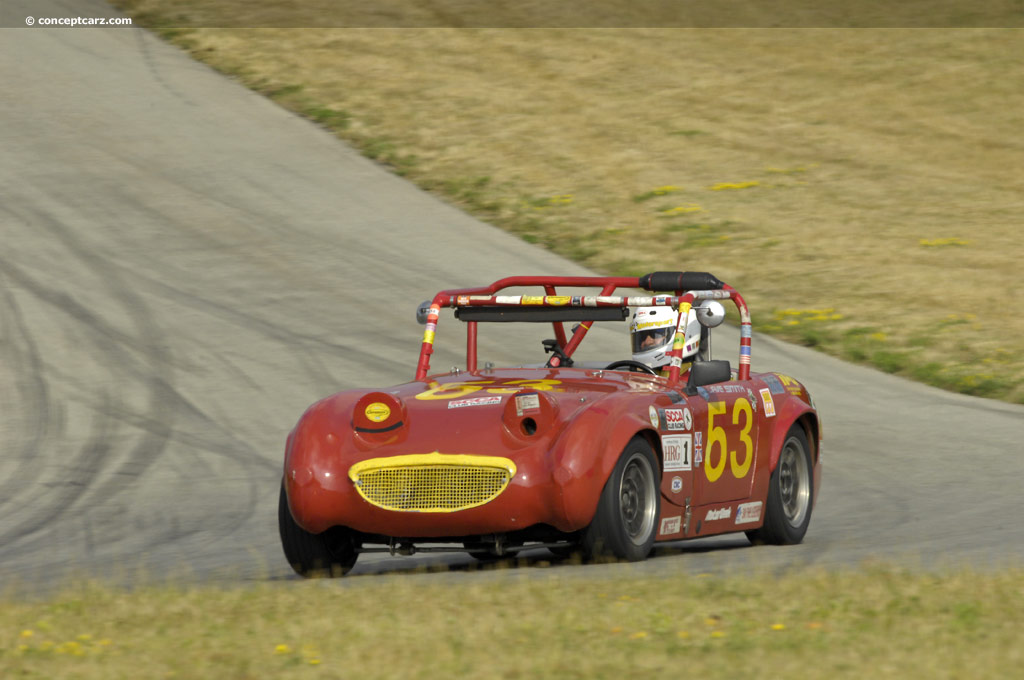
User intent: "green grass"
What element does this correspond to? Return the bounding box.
[103,14,1024,403]
[3,564,1023,678]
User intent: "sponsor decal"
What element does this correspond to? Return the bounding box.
[671,476,683,493]
[705,507,731,521]
[456,295,470,306]
[648,405,659,429]
[365,402,391,422]
[759,388,776,417]
[706,384,746,394]
[693,431,703,467]
[778,374,805,395]
[515,393,541,416]
[633,319,675,331]
[546,295,570,306]
[762,374,785,395]
[735,501,763,524]
[494,295,522,305]
[665,408,690,431]
[522,296,544,305]
[448,396,503,409]
[662,434,692,472]
[660,515,682,534]
[571,296,583,306]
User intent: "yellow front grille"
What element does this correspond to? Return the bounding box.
[348,453,516,513]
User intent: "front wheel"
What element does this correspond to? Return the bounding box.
[278,482,358,577]
[746,425,814,545]
[582,437,660,561]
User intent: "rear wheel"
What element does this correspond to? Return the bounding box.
[582,437,660,561]
[278,482,358,577]
[746,425,814,545]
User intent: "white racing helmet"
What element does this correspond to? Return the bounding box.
[630,306,701,369]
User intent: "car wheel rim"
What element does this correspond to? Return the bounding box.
[619,452,656,545]
[778,438,810,528]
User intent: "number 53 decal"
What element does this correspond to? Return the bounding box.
[415,379,562,400]
[705,399,753,482]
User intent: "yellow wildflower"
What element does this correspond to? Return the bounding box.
[920,237,969,247]
[659,204,703,216]
[710,181,759,191]
[274,644,291,655]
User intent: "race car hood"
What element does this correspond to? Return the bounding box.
[297,367,661,456]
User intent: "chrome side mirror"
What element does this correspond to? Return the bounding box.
[415,300,433,325]
[695,300,726,328]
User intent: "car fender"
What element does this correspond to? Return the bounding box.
[283,391,364,533]
[768,397,819,471]
[548,399,657,529]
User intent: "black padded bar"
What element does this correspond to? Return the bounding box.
[455,306,629,323]
[638,271,725,292]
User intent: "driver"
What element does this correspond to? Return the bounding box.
[629,306,701,372]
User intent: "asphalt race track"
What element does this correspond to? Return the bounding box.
[2,2,1023,587]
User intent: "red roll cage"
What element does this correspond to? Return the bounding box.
[415,272,752,386]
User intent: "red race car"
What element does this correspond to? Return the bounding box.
[279,271,822,576]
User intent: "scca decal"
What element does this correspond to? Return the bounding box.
[415,379,562,400]
[664,408,692,431]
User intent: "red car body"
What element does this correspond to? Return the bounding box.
[280,272,822,575]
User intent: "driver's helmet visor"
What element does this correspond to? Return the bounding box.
[632,327,674,354]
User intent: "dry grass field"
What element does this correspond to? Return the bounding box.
[4,565,1024,678]
[111,2,1024,402]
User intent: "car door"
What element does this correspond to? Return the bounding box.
[689,382,761,506]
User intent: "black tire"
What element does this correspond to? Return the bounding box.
[278,482,358,577]
[581,437,660,561]
[746,425,814,546]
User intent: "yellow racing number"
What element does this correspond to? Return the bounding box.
[415,379,562,400]
[485,379,562,394]
[731,398,753,478]
[705,399,755,482]
[414,381,491,400]
[705,401,728,482]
